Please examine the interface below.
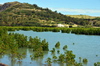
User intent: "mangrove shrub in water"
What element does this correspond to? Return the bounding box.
[55,41,60,48]
[0,27,49,58]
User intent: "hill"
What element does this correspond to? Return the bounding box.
[0,1,100,27]
[67,15,96,19]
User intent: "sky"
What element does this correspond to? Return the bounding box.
[0,0,100,16]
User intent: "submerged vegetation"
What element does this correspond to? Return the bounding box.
[83,58,88,63]
[0,27,100,66]
[94,62,100,66]
[55,41,60,48]
[0,27,49,60]
[63,45,68,50]
[46,44,86,66]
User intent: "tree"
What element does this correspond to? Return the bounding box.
[55,41,60,48]
[46,57,52,65]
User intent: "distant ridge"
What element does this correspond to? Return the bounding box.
[66,15,97,19]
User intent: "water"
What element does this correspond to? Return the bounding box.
[1,30,100,66]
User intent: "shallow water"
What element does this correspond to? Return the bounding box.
[1,30,100,66]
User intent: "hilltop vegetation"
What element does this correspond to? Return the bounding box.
[0,1,100,27]
[67,15,96,19]
[67,15,100,27]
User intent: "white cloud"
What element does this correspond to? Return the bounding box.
[50,8,100,13]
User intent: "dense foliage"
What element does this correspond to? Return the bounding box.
[0,2,100,26]
[0,27,49,57]
[7,26,100,35]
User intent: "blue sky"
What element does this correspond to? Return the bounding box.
[0,0,100,16]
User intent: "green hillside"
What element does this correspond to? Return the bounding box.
[67,15,96,19]
[0,1,100,27]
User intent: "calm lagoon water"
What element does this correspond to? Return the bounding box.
[1,30,100,66]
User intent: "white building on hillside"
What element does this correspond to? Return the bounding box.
[57,24,65,27]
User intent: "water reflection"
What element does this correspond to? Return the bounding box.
[17,61,22,66]
[11,58,17,66]
[0,54,4,62]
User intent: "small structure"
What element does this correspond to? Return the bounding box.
[72,24,78,27]
[57,24,64,27]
